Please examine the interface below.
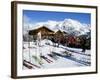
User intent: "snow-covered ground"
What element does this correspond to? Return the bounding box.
[23,39,91,69]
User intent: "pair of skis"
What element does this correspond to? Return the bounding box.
[23,60,33,69]
[32,55,54,65]
[23,60,41,69]
[47,54,58,60]
[23,55,55,69]
[40,55,53,63]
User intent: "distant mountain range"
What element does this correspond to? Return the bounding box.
[24,19,91,36]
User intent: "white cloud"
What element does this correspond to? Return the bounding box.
[23,15,30,24]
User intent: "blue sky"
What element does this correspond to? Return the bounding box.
[23,10,91,24]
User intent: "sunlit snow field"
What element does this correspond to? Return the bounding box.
[23,39,91,69]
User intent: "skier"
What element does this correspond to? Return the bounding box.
[81,36,86,53]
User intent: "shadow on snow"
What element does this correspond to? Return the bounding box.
[52,52,91,66]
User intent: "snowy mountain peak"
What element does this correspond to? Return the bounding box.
[61,19,90,36]
[24,18,90,36]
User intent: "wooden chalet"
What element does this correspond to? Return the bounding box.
[29,26,54,39]
[54,30,67,45]
[55,30,64,36]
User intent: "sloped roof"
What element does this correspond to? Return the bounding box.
[29,26,54,35]
[55,30,64,35]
